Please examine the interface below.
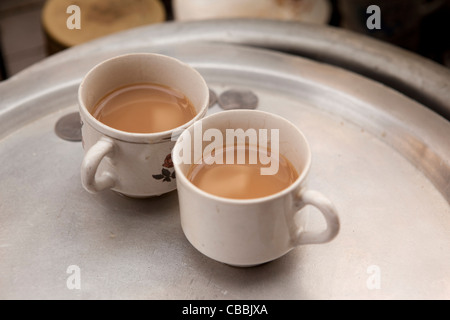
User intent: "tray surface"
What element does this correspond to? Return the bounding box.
[0,41,449,299]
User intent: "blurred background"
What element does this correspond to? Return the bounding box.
[0,0,449,81]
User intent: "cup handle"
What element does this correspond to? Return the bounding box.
[81,137,117,193]
[293,189,340,246]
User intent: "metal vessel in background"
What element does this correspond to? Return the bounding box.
[173,0,332,24]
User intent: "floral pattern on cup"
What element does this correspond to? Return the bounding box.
[153,154,176,182]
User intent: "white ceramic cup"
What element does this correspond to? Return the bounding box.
[78,53,209,198]
[173,110,340,267]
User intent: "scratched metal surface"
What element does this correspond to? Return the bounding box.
[0,23,449,299]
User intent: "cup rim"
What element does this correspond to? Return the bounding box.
[173,109,312,204]
[78,53,210,144]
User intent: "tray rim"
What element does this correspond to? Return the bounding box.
[1,42,449,300]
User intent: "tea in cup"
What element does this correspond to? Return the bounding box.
[173,110,340,266]
[78,53,209,197]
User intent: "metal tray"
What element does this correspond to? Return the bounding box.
[1,32,449,299]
